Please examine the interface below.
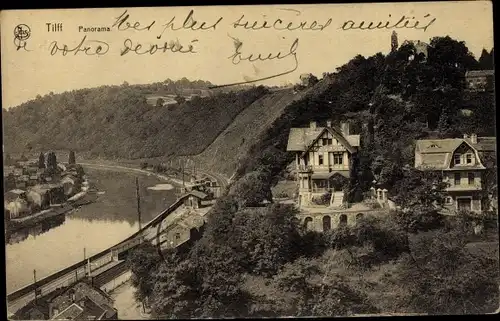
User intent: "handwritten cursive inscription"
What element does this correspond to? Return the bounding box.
[120,38,198,56]
[232,9,331,31]
[341,13,436,31]
[213,36,299,88]
[49,36,110,56]
[156,10,223,39]
[112,10,156,31]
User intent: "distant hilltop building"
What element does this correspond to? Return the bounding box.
[391,31,398,52]
[402,40,430,59]
[390,32,431,60]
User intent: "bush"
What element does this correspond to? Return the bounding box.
[394,228,500,314]
[229,171,273,208]
[393,205,445,233]
[312,192,331,206]
[324,226,356,249]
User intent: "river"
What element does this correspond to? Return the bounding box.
[5,166,177,293]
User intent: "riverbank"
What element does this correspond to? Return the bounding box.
[79,162,193,188]
[6,187,97,234]
[7,204,74,233]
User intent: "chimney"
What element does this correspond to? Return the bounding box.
[340,121,350,135]
[326,120,332,127]
[309,121,317,129]
[463,134,469,139]
[471,133,477,144]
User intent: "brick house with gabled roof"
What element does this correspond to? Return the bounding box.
[287,120,360,208]
[465,69,494,92]
[415,134,496,214]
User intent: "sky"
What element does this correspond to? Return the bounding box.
[1,1,494,108]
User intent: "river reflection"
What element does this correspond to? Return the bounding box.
[5,166,176,293]
[6,215,67,245]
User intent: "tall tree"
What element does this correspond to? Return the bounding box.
[46,152,57,170]
[478,48,494,70]
[38,152,46,169]
[68,150,76,165]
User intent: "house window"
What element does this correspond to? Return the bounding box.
[454,154,461,165]
[466,154,473,164]
[322,216,331,231]
[318,155,324,165]
[327,139,333,145]
[333,153,343,165]
[468,172,475,185]
[454,173,461,185]
[322,138,328,146]
[445,197,453,205]
[304,217,313,230]
[339,214,348,227]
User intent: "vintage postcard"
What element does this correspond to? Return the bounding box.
[2,1,498,319]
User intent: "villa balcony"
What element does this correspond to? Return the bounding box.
[297,165,313,173]
[299,187,332,194]
[297,164,350,173]
[445,184,482,192]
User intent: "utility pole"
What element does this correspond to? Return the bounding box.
[83,247,87,277]
[136,177,142,232]
[182,158,185,190]
[33,269,38,304]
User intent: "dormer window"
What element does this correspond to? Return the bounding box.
[466,154,473,164]
[454,154,461,165]
[429,143,439,148]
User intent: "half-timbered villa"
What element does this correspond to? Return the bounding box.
[286,120,360,208]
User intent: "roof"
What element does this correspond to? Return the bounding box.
[13,286,70,320]
[184,190,208,200]
[311,171,350,179]
[8,189,26,195]
[52,303,84,319]
[61,175,76,182]
[31,183,63,191]
[415,137,496,170]
[52,298,111,320]
[465,70,494,77]
[416,137,496,154]
[286,126,360,152]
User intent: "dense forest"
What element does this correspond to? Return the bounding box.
[127,37,497,318]
[3,80,268,159]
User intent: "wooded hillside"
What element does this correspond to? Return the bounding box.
[3,81,268,159]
